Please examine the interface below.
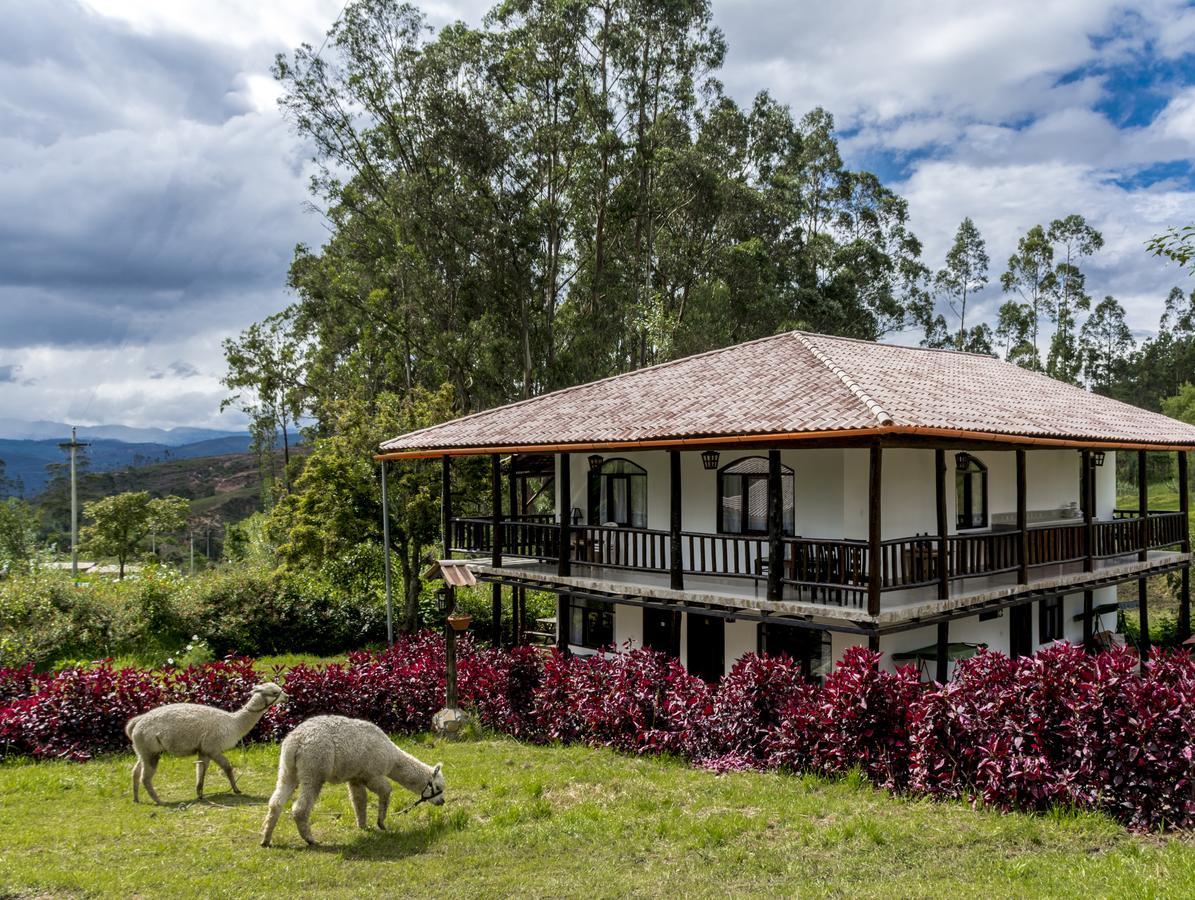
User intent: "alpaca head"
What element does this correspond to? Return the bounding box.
[247,682,286,712]
[403,762,445,806]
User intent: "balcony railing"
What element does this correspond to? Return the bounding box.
[449,511,1188,610]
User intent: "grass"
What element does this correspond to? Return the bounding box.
[1,737,1192,898]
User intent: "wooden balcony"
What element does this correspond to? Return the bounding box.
[450,512,1188,621]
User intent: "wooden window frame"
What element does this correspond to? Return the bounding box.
[955,453,988,531]
[717,456,795,536]
[1039,596,1063,644]
[587,458,647,528]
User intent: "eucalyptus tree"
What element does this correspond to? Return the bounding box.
[999,224,1053,368]
[1080,295,1133,394]
[1044,214,1103,384]
[935,218,989,351]
[994,299,1037,367]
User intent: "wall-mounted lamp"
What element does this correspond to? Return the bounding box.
[955,452,970,471]
[1091,450,1106,467]
[701,449,721,470]
[588,454,604,472]
[571,506,584,525]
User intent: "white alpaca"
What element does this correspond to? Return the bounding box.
[126,682,285,804]
[261,715,445,847]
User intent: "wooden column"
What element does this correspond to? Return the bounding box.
[1180,450,1191,642]
[1082,589,1093,648]
[670,450,684,590]
[1016,448,1028,585]
[491,454,503,647]
[867,444,883,618]
[868,633,880,653]
[441,455,457,709]
[507,460,522,645]
[768,450,784,602]
[1138,450,1149,562]
[1081,449,1094,573]
[935,449,949,601]
[557,453,571,577]
[935,621,949,684]
[380,461,394,647]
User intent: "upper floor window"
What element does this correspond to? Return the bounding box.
[588,458,647,528]
[718,456,795,535]
[955,453,988,530]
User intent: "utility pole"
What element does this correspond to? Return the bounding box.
[57,427,90,579]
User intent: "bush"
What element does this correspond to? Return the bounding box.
[1,635,1193,831]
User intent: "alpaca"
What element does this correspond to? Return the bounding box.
[261,715,445,847]
[126,682,285,804]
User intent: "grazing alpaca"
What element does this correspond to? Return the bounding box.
[126,682,285,804]
[261,715,445,847]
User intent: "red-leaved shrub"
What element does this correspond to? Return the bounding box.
[696,652,810,767]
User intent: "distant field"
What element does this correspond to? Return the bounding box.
[2,738,1192,899]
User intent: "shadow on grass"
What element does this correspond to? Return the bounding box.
[293,807,470,861]
[152,792,268,811]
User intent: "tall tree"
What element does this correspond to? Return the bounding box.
[1044,214,1103,384]
[1080,295,1133,394]
[934,217,989,351]
[999,224,1053,369]
[994,299,1037,367]
[81,492,190,580]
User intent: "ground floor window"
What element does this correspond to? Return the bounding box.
[1039,596,1063,643]
[686,612,725,682]
[757,622,831,681]
[570,596,614,649]
[643,608,681,657]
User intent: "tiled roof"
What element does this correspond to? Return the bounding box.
[380,331,1195,452]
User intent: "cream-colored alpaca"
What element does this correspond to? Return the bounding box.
[261,715,445,847]
[126,682,285,804]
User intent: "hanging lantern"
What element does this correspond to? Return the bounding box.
[955,452,970,471]
[588,454,604,472]
[701,449,720,470]
[1091,450,1106,467]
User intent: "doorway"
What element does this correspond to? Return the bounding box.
[686,612,724,682]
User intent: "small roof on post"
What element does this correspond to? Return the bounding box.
[376,330,1195,459]
[421,559,478,587]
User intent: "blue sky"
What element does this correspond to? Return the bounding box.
[0,0,1193,428]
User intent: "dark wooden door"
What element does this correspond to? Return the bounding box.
[1010,603,1032,658]
[644,608,681,657]
[686,612,724,682]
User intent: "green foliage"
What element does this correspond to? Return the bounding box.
[1147,223,1195,269]
[0,498,39,573]
[1161,383,1195,426]
[1118,609,1181,650]
[80,491,191,579]
[934,217,989,350]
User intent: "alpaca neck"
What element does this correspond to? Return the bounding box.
[229,702,269,739]
[391,747,434,795]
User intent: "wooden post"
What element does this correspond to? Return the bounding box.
[441,456,457,709]
[1016,448,1028,585]
[935,449,949,601]
[558,452,571,577]
[1180,450,1191,642]
[1082,589,1093,648]
[1138,449,1149,563]
[670,450,684,590]
[1138,576,1151,665]
[491,454,503,647]
[868,633,880,654]
[508,459,522,644]
[935,621,949,683]
[867,444,883,618]
[1082,449,1094,573]
[768,450,783,601]
[380,461,394,648]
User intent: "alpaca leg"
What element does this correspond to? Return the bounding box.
[366,776,392,831]
[132,757,142,803]
[261,773,297,847]
[210,750,239,794]
[291,781,323,846]
[348,782,369,829]
[195,756,209,798]
[140,754,162,806]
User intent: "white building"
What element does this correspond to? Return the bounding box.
[379,331,1195,682]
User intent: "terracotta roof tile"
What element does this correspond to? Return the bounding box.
[380,331,1195,452]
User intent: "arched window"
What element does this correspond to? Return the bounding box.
[717,456,795,535]
[955,453,988,529]
[587,458,647,528]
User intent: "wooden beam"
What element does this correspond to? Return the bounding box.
[935,621,948,683]
[1180,450,1191,642]
[1082,449,1094,573]
[491,454,503,647]
[1016,448,1028,584]
[768,450,783,602]
[1138,449,1149,563]
[558,452,571,578]
[935,449,949,601]
[868,444,883,618]
[670,450,684,591]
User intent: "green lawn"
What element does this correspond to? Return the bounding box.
[1,738,1192,898]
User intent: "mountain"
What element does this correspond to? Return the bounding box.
[0,435,257,497]
[0,418,244,445]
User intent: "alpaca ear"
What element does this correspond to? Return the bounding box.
[433,763,442,776]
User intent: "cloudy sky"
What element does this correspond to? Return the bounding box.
[1,0,1193,429]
